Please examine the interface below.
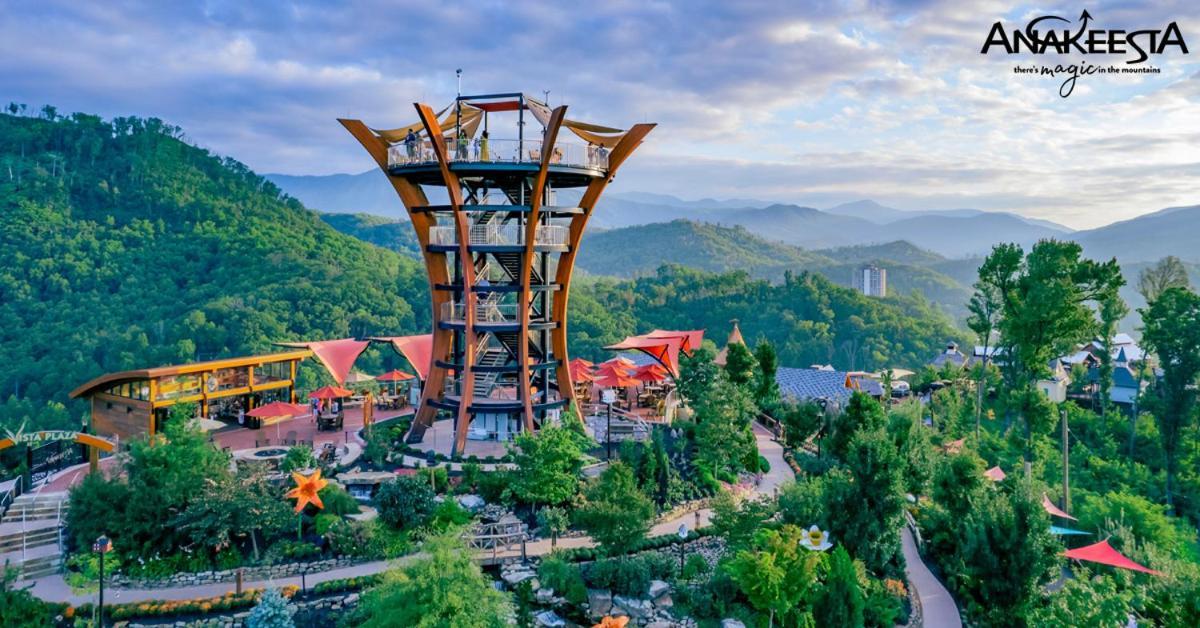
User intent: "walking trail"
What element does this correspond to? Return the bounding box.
[28,421,959,627]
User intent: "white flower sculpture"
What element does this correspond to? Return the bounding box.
[799,524,833,552]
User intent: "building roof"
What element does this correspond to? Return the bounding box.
[775,367,854,405]
[70,350,313,399]
[930,342,966,368]
[1086,364,1141,389]
[715,321,746,366]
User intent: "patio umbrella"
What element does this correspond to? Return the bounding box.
[376,369,415,395]
[632,363,670,383]
[570,361,595,383]
[601,356,636,369]
[246,401,309,441]
[594,371,641,389]
[569,357,595,369]
[595,362,635,377]
[309,385,353,400]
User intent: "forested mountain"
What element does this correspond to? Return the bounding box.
[568,266,964,371]
[1,111,973,433]
[319,213,422,258]
[1072,204,1200,263]
[0,112,429,431]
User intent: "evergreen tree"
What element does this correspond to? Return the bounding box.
[574,462,655,555]
[753,340,780,404]
[247,588,295,628]
[811,546,864,628]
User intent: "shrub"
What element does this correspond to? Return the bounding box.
[375,476,436,530]
[537,553,588,605]
[280,446,316,473]
[247,588,295,628]
[317,483,361,517]
[584,553,676,597]
[323,519,373,558]
[264,540,321,564]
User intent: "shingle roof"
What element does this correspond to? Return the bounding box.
[776,367,853,404]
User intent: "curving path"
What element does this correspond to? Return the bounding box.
[902,525,963,628]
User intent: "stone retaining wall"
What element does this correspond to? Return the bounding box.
[126,592,360,628]
[109,557,364,590]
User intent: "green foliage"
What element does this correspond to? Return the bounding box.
[753,340,781,405]
[536,506,570,547]
[537,553,588,605]
[375,476,435,530]
[710,490,777,552]
[810,546,864,628]
[1027,570,1133,628]
[0,112,425,432]
[353,531,512,627]
[1139,286,1200,506]
[724,525,822,626]
[574,461,656,555]
[317,483,361,517]
[694,378,758,478]
[1075,490,1191,556]
[280,446,316,473]
[510,425,585,508]
[723,341,757,386]
[776,400,823,449]
[777,475,827,529]
[827,428,907,575]
[247,588,295,628]
[682,552,711,581]
[0,567,65,627]
[676,345,722,405]
[829,392,887,461]
[584,552,676,597]
[888,401,935,497]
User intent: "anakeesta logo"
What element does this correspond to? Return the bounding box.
[980,10,1189,97]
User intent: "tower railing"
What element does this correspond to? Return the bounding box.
[387,139,608,170]
[441,301,518,324]
[429,224,567,247]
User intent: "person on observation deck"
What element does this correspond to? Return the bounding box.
[478,130,490,161]
[456,133,469,160]
[404,129,418,162]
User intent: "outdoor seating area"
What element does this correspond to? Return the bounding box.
[573,354,680,423]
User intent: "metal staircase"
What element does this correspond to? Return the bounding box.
[0,491,68,581]
[492,251,543,285]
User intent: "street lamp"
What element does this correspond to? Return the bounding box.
[677,522,689,575]
[601,388,617,459]
[93,535,112,625]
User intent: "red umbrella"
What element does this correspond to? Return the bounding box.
[569,357,595,369]
[246,401,309,419]
[309,385,353,400]
[595,362,635,376]
[376,370,415,382]
[633,363,670,383]
[601,356,636,369]
[594,371,641,388]
[570,362,596,383]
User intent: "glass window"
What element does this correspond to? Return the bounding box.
[156,374,201,401]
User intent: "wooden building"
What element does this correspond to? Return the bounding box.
[70,351,311,441]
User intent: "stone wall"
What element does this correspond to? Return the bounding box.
[109,557,364,590]
[126,592,360,628]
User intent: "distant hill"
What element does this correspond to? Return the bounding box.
[705,204,883,250]
[319,213,422,258]
[576,220,832,279]
[1071,205,1200,263]
[265,170,406,218]
[826,199,1073,233]
[817,241,946,266]
[880,213,1067,258]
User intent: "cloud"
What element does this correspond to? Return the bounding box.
[0,0,1197,228]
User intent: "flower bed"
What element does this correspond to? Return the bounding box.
[75,585,299,623]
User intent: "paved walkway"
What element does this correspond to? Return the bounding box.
[902,526,962,628]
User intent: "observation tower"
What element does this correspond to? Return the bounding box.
[340,94,654,455]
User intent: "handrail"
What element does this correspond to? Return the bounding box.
[0,475,22,517]
[388,138,608,171]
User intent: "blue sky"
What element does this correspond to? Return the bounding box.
[2,0,1198,228]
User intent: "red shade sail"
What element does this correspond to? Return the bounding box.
[1063,539,1161,575]
[1042,493,1077,521]
[246,401,309,419]
[983,466,1006,482]
[309,385,354,400]
[633,363,670,383]
[604,335,683,376]
[371,334,434,381]
[376,369,416,382]
[278,338,370,385]
[647,329,704,355]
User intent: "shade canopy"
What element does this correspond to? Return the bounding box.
[309,385,354,400]
[344,371,375,384]
[371,334,434,381]
[646,329,704,355]
[1042,494,1077,521]
[983,466,1006,482]
[604,335,683,376]
[246,401,309,419]
[1063,539,1161,575]
[376,369,415,382]
[278,338,370,385]
[633,363,671,383]
[1050,526,1092,536]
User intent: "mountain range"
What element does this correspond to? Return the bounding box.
[267,170,1199,263]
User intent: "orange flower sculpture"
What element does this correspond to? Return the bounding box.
[593,617,629,628]
[285,470,328,513]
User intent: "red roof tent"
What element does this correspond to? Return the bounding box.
[370,334,434,381]
[647,329,705,355]
[1063,539,1161,575]
[1042,493,1077,521]
[278,338,370,386]
[465,99,522,112]
[605,335,683,376]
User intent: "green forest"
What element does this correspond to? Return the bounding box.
[0,109,961,432]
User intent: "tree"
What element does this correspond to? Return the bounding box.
[574,462,655,555]
[810,546,864,628]
[972,240,1124,477]
[1139,286,1200,508]
[375,476,436,530]
[754,340,780,405]
[828,392,886,461]
[826,428,906,575]
[175,464,293,560]
[677,345,721,405]
[247,588,295,628]
[950,487,1060,627]
[536,506,569,548]
[724,525,821,627]
[509,425,585,509]
[1026,569,1132,628]
[888,403,935,499]
[694,378,758,478]
[777,400,823,449]
[1137,255,1190,304]
[280,445,316,473]
[0,566,59,626]
[967,272,1003,440]
[354,530,512,627]
[723,341,757,387]
[710,490,777,552]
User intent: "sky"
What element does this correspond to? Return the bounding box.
[2,0,1198,229]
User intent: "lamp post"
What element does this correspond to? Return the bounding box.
[93,535,112,626]
[677,522,689,576]
[601,388,616,460]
